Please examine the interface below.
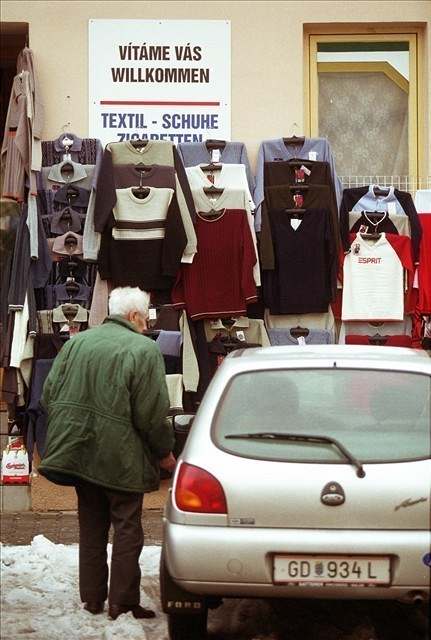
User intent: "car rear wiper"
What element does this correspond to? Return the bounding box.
[224,432,366,478]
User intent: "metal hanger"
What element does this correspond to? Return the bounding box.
[200,161,223,172]
[198,208,225,219]
[203,185,224,195]
[130,139,148,149]
[373,185,390,198]
[289,326,309,338]
[205,139,226,151]
[131,169,151,199]
[368,333,389,345]
[134,162,153,173]
[360,231,382,240]
[65,278,80,296]
[283,122,305,147]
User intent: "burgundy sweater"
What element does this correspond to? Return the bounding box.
[172,210,257,320]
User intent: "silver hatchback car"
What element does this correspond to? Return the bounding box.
[160,345,431,640]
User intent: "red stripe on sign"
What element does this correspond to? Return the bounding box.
[100,100,220,106]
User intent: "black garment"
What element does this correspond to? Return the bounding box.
[264,158,335,190]
[263,208,335,314]
[348,211,407,237]
[1,366,18,404]
[75,480,144,606]
[33,333,64,359]
[54,184,90,208]
[339,186,422,262]
[0,254,14,364]
[7,207,31,311]
[152,305,181,330]
[163,355,181,374]
[26,358,54,460]
[261,183,340,274]
[57,257,91,281]
[208,335,259,376]
[0,203,20,339]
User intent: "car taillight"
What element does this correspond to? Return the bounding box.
[174,463,227,514]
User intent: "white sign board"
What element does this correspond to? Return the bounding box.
[89,20,231,146]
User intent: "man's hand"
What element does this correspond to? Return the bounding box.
[159,452,176,473]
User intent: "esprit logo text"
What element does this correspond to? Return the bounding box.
[357,257,382,264]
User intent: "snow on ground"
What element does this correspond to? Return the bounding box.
[2,536,426,640]
[1,535,167,640]
[0,535,279,640]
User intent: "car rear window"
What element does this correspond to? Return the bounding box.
[212,369,431,463]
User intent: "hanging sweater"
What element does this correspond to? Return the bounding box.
[177,141,255,193]
[190,187,260,286]
[98,186,187,290]
[262,183,340,282]
[262,207,336,315]
[171,210,257,320]
[254,137,342,231]
[93,141,197,263]
[339,185,422,262]
[341,232,414,321]
[186,164,254,210]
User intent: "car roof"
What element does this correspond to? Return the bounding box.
[225,345,431,372]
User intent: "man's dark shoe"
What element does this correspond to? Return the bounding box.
[109,604,156,620]
[84,601,104,615]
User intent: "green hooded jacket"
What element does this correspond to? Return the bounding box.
[38,316,174,493]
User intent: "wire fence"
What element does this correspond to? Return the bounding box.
[339,176,431,196]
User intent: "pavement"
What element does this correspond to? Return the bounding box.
[1,508,164,546]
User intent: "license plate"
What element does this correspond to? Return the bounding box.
[273,555,390,586]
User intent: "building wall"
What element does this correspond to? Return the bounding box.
[2,0,430,172]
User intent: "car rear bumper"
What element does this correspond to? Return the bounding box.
[163,521,430,600]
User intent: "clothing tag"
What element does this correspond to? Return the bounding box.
[207,173,215,184]
[211,149,221,163]
[62,136,74,148]
[69,325,79,337]
[294,168,305,184]
[148,308,157,320]
[293,193,304,208]
[297,336,306,346]
[413,267,419,289]
[353,243,361,255]
[290,218,302,231]
[216,354,225,368]
[60,323,70,333]
[236,330,246,342]
[308,151,317,161]
[387,202,396,216]
[300,164,311,176]
[358,225,368,234]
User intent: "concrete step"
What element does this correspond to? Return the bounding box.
[1,484,31,512]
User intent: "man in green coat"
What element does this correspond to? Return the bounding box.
[39,286,176,621]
